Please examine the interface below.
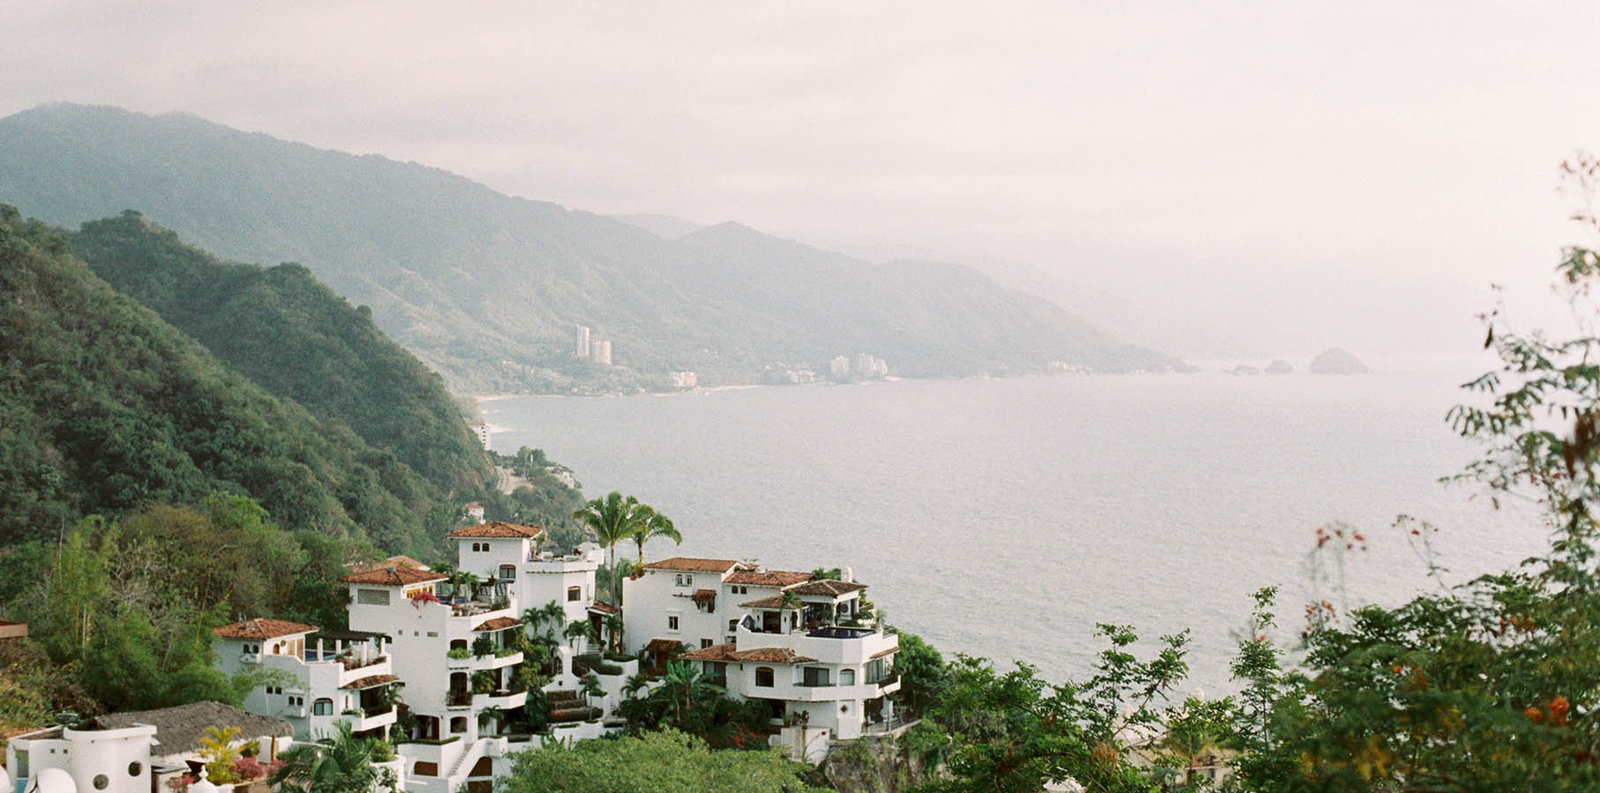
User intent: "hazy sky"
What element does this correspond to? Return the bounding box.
[4,1,1598,361]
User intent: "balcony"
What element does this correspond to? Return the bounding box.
[473,689,528,710]
[446,651,523,672]
[339,705,398,732]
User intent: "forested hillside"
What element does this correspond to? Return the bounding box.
[0,206,447,554]
[0,104,1185,391]
[69,211,491,493]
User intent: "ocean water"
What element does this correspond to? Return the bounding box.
[482,370,1548,691]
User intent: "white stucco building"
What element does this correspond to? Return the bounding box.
[212,618,400,742]
[623,558,900,748]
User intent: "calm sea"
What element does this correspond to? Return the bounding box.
[481,369,1546,691]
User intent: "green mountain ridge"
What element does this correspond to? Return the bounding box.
[67,211,491,493]
[0,207,461,554]
[0,103,1187,392]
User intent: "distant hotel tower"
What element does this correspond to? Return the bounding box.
[574,325,591,358]
[590,339,612,366]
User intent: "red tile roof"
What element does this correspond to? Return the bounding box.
[681,643,740,661]
[346,555,429,574]
[739,596,790,609]
[339,566,449,586]
[587,602,620,615]
[342,674,400,690]
[788,579,868,597]
[729,647,815,664]
[448,522,544,539]
[474,617,521,632]
[643,557,740,573]
[725,570,813,587]
[645,638,686,654]
[691,589,717,603]
[214,618,318,640]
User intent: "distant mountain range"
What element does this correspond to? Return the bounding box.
[0,104,1188,392]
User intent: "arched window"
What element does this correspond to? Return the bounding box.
[755,667,775,687]
[840,668,856,686]
[313,698,334,716]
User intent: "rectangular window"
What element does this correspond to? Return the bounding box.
[727,619,738,632]
[356,589,390,606]
[803,667,831,687]
[701,638,714,648]
[499,565,516,580]
[567,586,581,602]
[667,614,680,631]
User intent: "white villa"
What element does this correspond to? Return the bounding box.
[177,523,901,790]
[212,618,400,742]
[623,558,902,755]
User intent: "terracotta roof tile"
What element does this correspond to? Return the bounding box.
[681,643,739,661]
[214,618,318,640]
[788,579,868,597]
[691,588,717,603]
[587,602,619,615]
[729,647,815,664]
[342,674,400,690]
[645,638,686,654]
[643,557,740,573]
[448,522,544,539]
[740,596,789,609]
[725,570,813,587]
[339,566,449,586]
[473,616,521,632]
[346,555,430,575]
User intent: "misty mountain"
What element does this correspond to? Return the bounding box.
[0,104,1185,391]
[0,207,454,553]
[611,213,705,239]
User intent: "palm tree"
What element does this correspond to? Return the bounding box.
[596,558,634,607]
[648,660,723,729]
[564,618,596,651]
[540,600,566,640]
[268,722,392,793]
[630,505,682,567]
[603,612,625,654]
[572,492,647,605]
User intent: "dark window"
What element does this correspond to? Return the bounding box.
[93,775,109,790]
[667,615,679,631]
[700,638,714,648]
[313,698,333,716]
[451,717,468,733]
[755,667,775,687]
[567,586,581,602]
[128,762,143,777]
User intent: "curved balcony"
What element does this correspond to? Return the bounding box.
[473,689,528,710]
[340,705,398,733]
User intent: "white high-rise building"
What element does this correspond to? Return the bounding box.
[573,325,590,358]
[590,339,612,366]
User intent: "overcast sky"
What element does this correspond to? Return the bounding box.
[4,1,1598,362]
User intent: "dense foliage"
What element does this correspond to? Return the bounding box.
[68,211,490,493]
[0,104,1184,392]
[500,729,829,793]
[0,494,375,723]
[0,206,452,553]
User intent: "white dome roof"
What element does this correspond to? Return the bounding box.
[189,767,220,793]
[34,767,78,793]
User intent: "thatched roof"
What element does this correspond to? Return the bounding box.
[87,701,291,756]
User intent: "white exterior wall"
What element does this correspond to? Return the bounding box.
[454,537,532,591]
[215,634,397,741]
[6,724,155,793]
[346,582,525,743]
[623,567,733,654]
[522,543,603,629]
[709,624,900,740]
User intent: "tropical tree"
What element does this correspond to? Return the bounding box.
[197,725,244,784]
[564,618,597,651]
[603,612,625,654]
[630,505,682,566]
[649,661,725,730]
[579,673,606,705]
[268,721,396,793]
[571,492,646,605]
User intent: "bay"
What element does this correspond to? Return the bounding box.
[482,370,1546,690]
